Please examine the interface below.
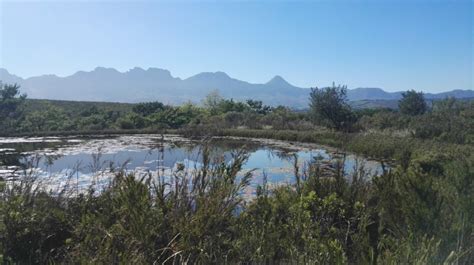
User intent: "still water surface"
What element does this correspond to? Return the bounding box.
[0,134,383,196]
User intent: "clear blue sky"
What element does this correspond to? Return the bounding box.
[0,0,472,92]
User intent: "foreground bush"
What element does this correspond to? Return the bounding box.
[1,145,472,264]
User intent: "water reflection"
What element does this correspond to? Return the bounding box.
[0,135,384,196]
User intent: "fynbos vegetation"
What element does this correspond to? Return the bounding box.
[0,82,473,263]
[1,145,472,263]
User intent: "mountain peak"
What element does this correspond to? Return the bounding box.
[0,68,24,83]
[93,67,120,74]
[266,75,291,87]
[129,67,146,73]
[187,71,232,81]
[214,71,229,77]
[200,71,230,78]
[0,68,10,75]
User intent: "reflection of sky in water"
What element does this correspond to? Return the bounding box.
[1,135,384,196]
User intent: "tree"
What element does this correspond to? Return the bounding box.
[0,83,26,131]
[309,83,356,131]
[202,90,224,115]
[398,90,427,116]
[246,100,272,115]
[0,83,26,116]
[219,98,248,113]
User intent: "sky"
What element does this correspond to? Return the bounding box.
[0,0,472,92]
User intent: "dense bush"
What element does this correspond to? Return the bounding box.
[1,146,472,264]
[398,90,428,116]
[3,83,472,147]
[410,99,474,144]
[309,83,357,132]
[0,83,26,133]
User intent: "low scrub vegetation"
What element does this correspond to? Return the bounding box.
[0,145,472,263]
[1,81,473,263]
[1,82,473,146]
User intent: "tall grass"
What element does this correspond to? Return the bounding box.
[0,142,472,264]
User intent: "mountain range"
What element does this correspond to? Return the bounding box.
[1,67,473,108]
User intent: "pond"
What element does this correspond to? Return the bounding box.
[0,134,384,197]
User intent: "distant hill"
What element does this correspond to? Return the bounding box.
[349,99,400,110]
[350,97,474,110]
[1,67,473,108]
[347,87,402,101]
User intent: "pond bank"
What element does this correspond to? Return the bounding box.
[3,127,467,166]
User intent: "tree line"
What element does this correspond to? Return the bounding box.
[1,82,472,146]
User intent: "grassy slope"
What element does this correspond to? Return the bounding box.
[23,98,134,114]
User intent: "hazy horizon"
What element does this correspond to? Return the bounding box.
[0,65,473,94]
[1,1,472,92]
